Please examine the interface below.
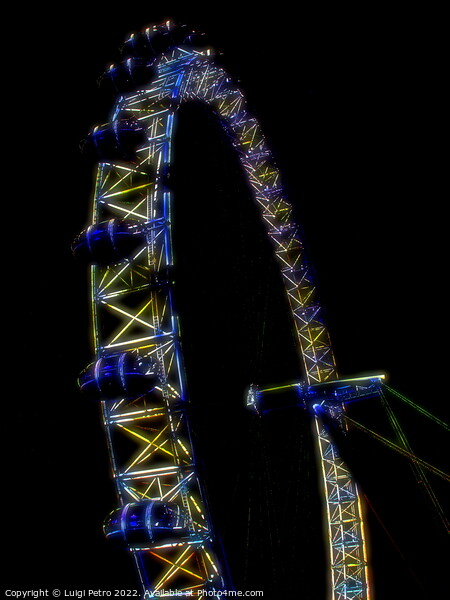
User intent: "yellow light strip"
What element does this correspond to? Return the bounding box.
[105,335,156,349]
[151,548,204,589]
[103,201,147,221]
[177,438,192,460]
[127,484,152,501]
[116,424,174,459]
[260,382,301,393]
[129,437,172,467]
[102,182,152,199]
[141,478,158,501]
[204,550,220,575]
[124,425,171,473]
[106,299,154,344]
[121,483,141,502]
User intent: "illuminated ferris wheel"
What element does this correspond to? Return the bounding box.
[72,20,421,599]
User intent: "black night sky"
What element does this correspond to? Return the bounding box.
[4,4,448,599]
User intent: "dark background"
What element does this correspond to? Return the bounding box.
[3,3,448,599]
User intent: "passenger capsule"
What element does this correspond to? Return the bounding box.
[78,353,159,400]
[183,31,212,49]
[72,219,146,265]
[121,22,174,59]
[81,118,147,162]
[104,500,187,546]
[169,23,192,46]
[101,58,156,94]
[121,22,205,60]
[147,29,174,54]
[121,30,155,59]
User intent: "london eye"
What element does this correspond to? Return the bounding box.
[4,8,448,600]
[73,18,449,600]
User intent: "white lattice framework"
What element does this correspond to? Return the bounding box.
[86,37,370,599]
[315,411,371,600]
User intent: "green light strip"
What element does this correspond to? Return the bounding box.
[260,382,301,393]
[384,384,450,431]
[344,415,450,483]
[379,390,449,532]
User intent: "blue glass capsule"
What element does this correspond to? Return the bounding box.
[121,29,156,59]
[72,219,146,265]
[121,22,174,59]
[148,29,174,54]
[101,58,156,93]
[182,31,211,49]
[103,500,187,546]
[168,23,192,46]
[121,22,206,60]
[78,352,159,400]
